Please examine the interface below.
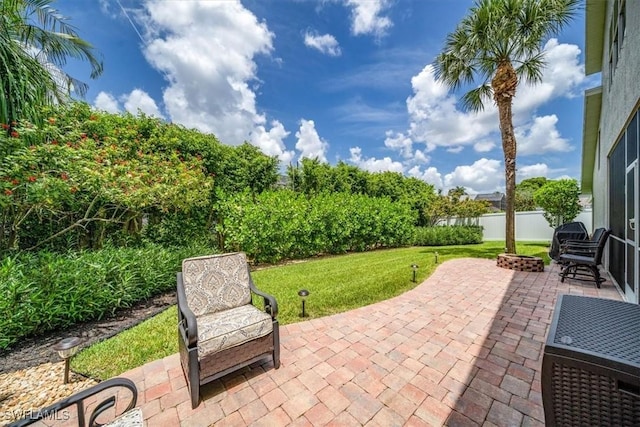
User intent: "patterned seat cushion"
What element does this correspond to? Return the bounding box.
[196,304,273,358]
[182,253,252,317]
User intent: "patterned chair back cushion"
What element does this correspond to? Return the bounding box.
[182,253,252,317]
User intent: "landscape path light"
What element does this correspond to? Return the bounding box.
[411,264,419,283]
[52,336,82,384]
[298,289,309,317]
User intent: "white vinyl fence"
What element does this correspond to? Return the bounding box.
[442,209,593,242]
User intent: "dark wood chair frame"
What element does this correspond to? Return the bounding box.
[559,228,611,288]
[177,271,280,409]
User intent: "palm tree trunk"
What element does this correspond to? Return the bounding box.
[493,61,518,254]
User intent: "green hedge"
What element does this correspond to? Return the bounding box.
[0,243,213,350]
[218,190,417,263]
[413,225,483,246]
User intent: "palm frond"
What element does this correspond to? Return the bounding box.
[0,0,102,124]
[461,84,493,113]
[432,0,579,113]
[516,53,545,84]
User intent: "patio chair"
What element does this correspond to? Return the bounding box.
[7,377,139,427]
[559,229,611,288]
[177,252,280,409]
[559,227,606,257]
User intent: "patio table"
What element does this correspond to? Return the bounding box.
[542,294,640,426]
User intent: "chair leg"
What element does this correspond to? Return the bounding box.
[592,266,601,288]
[187,349,200,409]
[560,264,572,283]
[273,322,281,369]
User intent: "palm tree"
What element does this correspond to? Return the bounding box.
[434,0,578,253]
[0,0,103,126]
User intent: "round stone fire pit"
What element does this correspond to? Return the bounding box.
[497,253,544,272]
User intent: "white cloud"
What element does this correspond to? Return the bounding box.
[406,65,496,150]
[122,89,164,118]
[516,115,572,155]
[447,146,464,154]
[413,149,430,164]
[139,0,273,145]
[444,158,503,194]
[295,119,329,162]
[513,39,585,117]
[408,165,443,189]
[474,141,495,153]
[518,163,551,180]
[398,40,585,157]
[384,131,413,159]
[304,31,341,56]
[251,120,295,164]
[94,91,120,113]
[344,0,392,37]
[349,147,404,173]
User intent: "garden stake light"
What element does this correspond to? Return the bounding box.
[298,289,309,317]
[53,337,82,384]
[411,264,419,283]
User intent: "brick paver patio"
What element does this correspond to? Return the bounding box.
[119,258,622,426]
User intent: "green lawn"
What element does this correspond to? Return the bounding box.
[71,241,550,380]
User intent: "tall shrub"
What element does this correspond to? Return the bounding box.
[533,179,581,227]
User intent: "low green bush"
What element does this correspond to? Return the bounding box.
[0,242,214,351]
[413,225,483,246]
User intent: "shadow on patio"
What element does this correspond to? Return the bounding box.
[120,257,622,426]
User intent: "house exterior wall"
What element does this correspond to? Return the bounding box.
[592,1,640,232]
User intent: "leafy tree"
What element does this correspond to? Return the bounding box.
[517,177,547,193]
[447,186,467,201]
[423,191,489,226]
[434,0,578,253]
[533,179,581,227]
[332,161,368,194]
[515,191,536,211]
[0,0,103,126]
[515,177,547,211]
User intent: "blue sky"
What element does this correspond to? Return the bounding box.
[56,0,595,194]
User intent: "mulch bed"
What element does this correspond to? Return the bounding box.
[0,291,176,374]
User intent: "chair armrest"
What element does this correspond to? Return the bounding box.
[561,241,599,251]
[177,272,198,347]
[8,377,137,427]
[561,238,590,245]
[249,277,278,318]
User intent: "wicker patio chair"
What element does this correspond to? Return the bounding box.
[559,228,611,287]
[177,252,280,409]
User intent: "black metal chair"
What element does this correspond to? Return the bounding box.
[559,227,606,256]
[177,252,280,409]
[7,377,139,427]
[559,229,611,287]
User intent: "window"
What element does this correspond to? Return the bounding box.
[608,0,626,85]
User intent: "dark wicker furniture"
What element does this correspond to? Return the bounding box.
[177,252,280,409]
[559,228,611,287]
[7,377,139,427]
[542,295,640,426]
